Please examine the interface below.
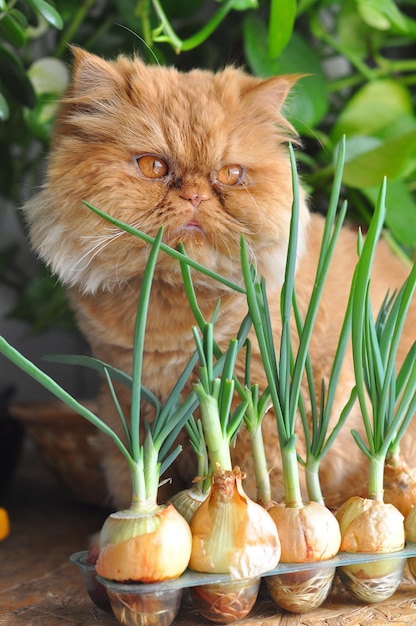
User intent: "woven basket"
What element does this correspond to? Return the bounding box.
[11,400,108,507]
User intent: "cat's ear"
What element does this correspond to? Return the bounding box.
[245,74,302,113]
[68,46,124,99]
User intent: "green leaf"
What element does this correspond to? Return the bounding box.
[23,93,58,141]
[268,0,297,58]
[337,0,372,58]
[243,15,328,131]
[25,0,63,30]
[10,7,28,28]
[356,0,408,32]
[27,57,69,95]
[0,12,27,47]
[332,79,414,143]
[0,91,9,120]
[343,130,416,188]
[225,0,258,9]
[0,44,36,108]
[363,181,416,249]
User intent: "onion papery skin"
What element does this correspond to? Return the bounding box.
[336,496,405,602]
[96,503,192,583]
[189,467,281,580]
[266,501,341,612]
[188,468,279,623]
[383,457,416,517]
[336,496,405,553]
[268,501,341,563]
[170,486,209,523]
[404,506,416,580]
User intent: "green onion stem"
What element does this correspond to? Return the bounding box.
[293,144,359,501]
[130,228,164,465]
[83,201,244,294]
[180,253,273,501]
[186,416,211,493]
[352,182,387,434]
[304,454,322,504]
[240,139,360,509]
[289,139,348,418]
[0,335,132,462]
[130,458,148,510]
[241,341,273,505]
[281,436,303,507]
[367,455,386,502]
[240,145,304,507]
[193,381,233,472]
[249,419,272,506]
[192,322,249,475]
[351,178,416,500]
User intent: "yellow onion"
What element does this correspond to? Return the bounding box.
[383,456,416,517]
[189,466,280,578]
[404,506,416,580]
[265,501,341,612]
[169,485,209,523]
[96,503,192,583]
[336,496,405,602]
[188,466,280,623]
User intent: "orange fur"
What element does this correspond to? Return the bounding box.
[22,49,415,509]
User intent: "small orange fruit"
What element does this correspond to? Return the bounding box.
[0,507,10,541]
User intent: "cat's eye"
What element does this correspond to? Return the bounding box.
[216,164,245,186]
[136,155,169,179]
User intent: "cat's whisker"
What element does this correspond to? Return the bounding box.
[114,23,162,66]
[80,227,122,240]
[74,230,126,272]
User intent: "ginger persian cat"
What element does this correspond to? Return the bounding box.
[23,48,415,510]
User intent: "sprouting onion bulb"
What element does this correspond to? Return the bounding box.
[169,484,208,523]
[383,455,416,518]
[336,497,405,602]
[187,324,280,623]
[92,229,195,584]
[170,415,210,523]
[96,504,192,582]
[189,463,281,579]
[240,144,342,613]
[188,325,281,578]
[354,254,416,518]
[336,179,414,603]
[266,498,341,613]
[178,245,276,513]
[376,294,416,517]
[336,496,405,555]
[0,230,196,592]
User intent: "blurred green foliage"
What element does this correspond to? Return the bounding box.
[1,0,415,332]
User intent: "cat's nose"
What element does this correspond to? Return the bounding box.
[181,191,210,209]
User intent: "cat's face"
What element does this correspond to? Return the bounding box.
[25,48,309,294]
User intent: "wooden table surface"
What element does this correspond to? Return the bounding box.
[1,441,416,626]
